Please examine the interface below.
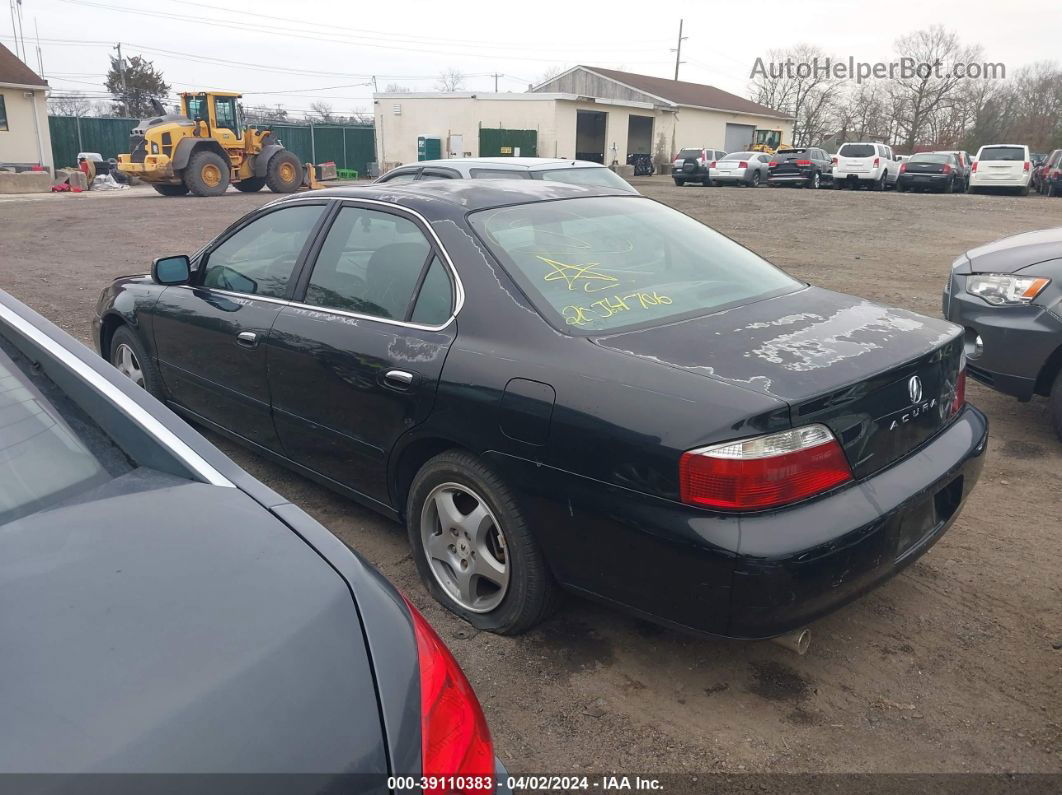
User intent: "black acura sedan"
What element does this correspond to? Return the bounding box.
[95,180,987,641]
[1,291,501,792]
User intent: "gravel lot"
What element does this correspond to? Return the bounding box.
[1,178,1060,777]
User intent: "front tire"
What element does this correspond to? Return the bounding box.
[265,150,303,193]
[1050,369,1062,442]
[185,150,230,197]
[234,177,266,193]
[153,183,188,197]
[109,326,163,399]
[407,451,561,635]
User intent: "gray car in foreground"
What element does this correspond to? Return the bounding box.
[0,290,506,794]
[707,151,771,187]
[943,227,1062,439]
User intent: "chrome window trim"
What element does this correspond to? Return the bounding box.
[203,195,464,332]
[0,302,234,489]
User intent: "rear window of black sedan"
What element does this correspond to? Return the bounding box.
[469,197,800,333]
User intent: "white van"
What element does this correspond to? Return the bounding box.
[832,142,902,190]
[969,144,1032,194]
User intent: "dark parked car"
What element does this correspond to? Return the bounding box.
[1037,149,1062,196]
[943,227,1062,439]
[375,157,637,194]
[1,290,503,790]
[897,152,964,193]
[95,180,986,642]
[671,147,727,186]
[767,147,833,188]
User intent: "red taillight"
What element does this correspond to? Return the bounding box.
[738,161,748,169]
[971,161,978,172]
[873,157,880,167]
[404,597,494,794]
[942,164,952,174]
[831,156,838,165]
[768,161,778,168]
[899,163,907,173]
[1023,161,1031,172]
[678,425,853,511]
[709,161,717,168]
[795,159,812,166]
[950,368,967,417]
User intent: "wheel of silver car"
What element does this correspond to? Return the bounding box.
[108,325,163,398]
[749,171,761,187]
[113,343,144,387]
[407,450,561,634]
[420,482,510,613]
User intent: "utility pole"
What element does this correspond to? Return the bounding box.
[114,42,128,116]
[492,72,500,92]
[371,75,378,93]
[672,19,687,81]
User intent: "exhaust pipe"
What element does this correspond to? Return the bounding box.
[771,628,811,655]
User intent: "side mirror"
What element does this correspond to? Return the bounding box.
[152,255,191,285]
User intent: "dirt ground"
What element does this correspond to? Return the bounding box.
[1,179,1060,777]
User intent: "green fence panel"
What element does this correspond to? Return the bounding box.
[49,116,138,169]
[479,128,538,158]
[48,116,375,176]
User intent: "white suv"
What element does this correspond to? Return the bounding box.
[832,142,901,190]
[969,144,1032,195]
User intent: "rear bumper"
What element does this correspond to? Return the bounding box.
[970,174,1029,188]
[493,406,988,640]
[768,173,812,183]
[672,168,708,180]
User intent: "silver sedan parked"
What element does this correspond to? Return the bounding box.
[708,151,772,187]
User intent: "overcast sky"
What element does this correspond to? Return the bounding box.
[3,0,1058,117]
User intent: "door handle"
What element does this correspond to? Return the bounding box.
[236,331,258,348]
[383,369,415,388]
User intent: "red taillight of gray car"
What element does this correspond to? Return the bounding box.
[403,596,495,794]
[679,424,853,511]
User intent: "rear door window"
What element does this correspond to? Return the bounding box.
[409,256,454,326]
[303,206,434,321]
[379,170,419,184]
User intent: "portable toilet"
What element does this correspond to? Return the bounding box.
[417,136,442,161]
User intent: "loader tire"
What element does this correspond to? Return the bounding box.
[234,177,266,193]
[266,151,302,193]
[153,183,189,196]
[185,151,230,197]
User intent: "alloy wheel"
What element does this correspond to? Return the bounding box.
[420,482,510,613]
[112,343,145,388]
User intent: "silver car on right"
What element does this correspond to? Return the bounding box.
[708,151,772,187]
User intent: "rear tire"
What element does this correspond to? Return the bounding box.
[265,150,303,193]
[153,183,188,197]
[943,178,954,194]
[109,326,163,400]
[748,172,761,187]
[874,172,887,191]
[897,182,907,192]
[1020,182,1030,196]
[407,450,562,635]
[673,177,685,186]
[234,177,266,193]
[1050,369,1062,442]
[184,150,230,197]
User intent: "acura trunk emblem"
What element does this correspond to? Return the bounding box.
[908,375,923,404]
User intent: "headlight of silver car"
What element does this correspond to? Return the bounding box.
[966,274,1050,305]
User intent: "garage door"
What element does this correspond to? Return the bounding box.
[724,123,756,154]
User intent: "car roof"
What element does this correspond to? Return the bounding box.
[282,178,637,212]
[399,157,607,171]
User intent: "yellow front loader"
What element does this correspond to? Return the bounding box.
[117,91,304,197]
[748,129,793,155]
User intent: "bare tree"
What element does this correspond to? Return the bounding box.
[309,101,335,122]
[384,82,412,93]
[749,44,841,146]
[435,67,465,92]
[349,106,373,124]
[892,26,982,152]
[48,91,93,116]
[537,65,566,86]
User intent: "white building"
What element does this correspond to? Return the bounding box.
[0,44,52,173]
[373,65,793,170]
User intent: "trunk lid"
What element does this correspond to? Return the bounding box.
[906,160,947,174]
[771,151,811,176]
[593,287,964,479]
